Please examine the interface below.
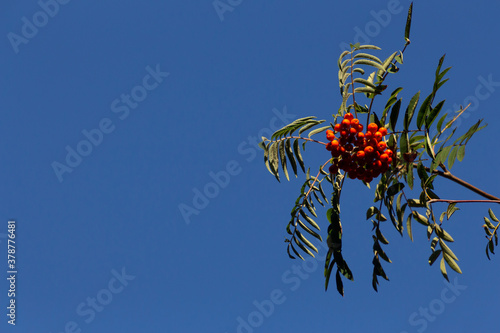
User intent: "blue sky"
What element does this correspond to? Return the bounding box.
[1,0,500,332]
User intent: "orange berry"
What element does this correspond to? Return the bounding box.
[357,131,365,139]
[385,149,393,158]
[344,113,354,121]
[379,127,388,136]
[356,124,364,132]
[334,123,341,132]
[356,150,366,159]
[374,131,383,141]
[368,123,378,133]
[342,119,351,127]
[377,141,387,151]
[340,130,348,137]
[326,130,335,141]
[351,118,359,125]
[379,153,389,162]
[372,160,382,170]
[364,146,374,155]
[365,131,373,140]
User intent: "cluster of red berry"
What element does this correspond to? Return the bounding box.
[325,113,393,183]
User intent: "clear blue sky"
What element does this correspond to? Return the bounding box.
[1,1,500,332]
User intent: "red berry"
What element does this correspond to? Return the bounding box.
[344,113,354,121]
[364,146,374,155]
[377,141,387,151]
[379,127,388,136]
[334,123,341,132]
[342,119,351,127]
[326,130,336,141]
[329,165,338,174]
[368,123,378,133]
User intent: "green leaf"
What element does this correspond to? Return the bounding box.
[387,183,404,196]
[366,206,380,220]
[400,131,409,155]
[353,59,385,72]
[457,145,465,162]
[443,252,462,274]
[293,139,306,173]
[389,99,401,131]
[300,209,320,230]
[269,142,280,182]
[429,250,441,266]
[296,230,318,254]
[298,219,322,242]
[353,52,382,64]
[376,228,389,245]
[338,50,350,69]
[407,162,414,190]
[335,270,344,296]
[279,141,289,181]
[435,225,454,242]
[440,257,449,282]
[356,45,382,51]
[325,259,335,291]
[406,214,413,241]
[439,238,458,261]
[293,235,315,258]
[426,100,446,129]
[489,208,500,222]
[446,203,459,220]
[404,91,421,131]
[284,139,298,177]
[404,2,413,42]
[304,198,317,218]
[374,240,391,263]
[436,113,448,134]
[425,132,436,160]
[413,211,430,226]
[447,146,459,169]
[308,125,330,138]
[353,78,377,89]
[416,94,433,130]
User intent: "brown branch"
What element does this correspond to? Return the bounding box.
[428,199,500,205]
[414,164,500,201]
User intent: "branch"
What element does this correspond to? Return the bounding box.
[428,199,500,205]
[414,164,500,201]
